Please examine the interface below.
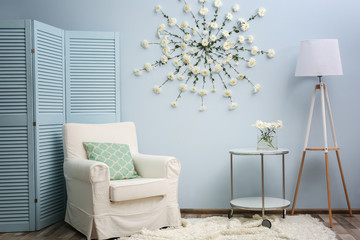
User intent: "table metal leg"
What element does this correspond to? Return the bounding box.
[230,153,233,201]
[282,153,285,200]
[261,154,265,218]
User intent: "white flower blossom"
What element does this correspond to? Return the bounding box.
[161,38,168,47]
[277,120,283,129]
[212,88,217,92]
[141,40,149,49]
[248,35,254,43]
[207,59,213,64]
[168,73,175,80]
[181,43,187,50]
[202,38,209,46]
[134,69,142,76]
[229,102,238,110]
[179,84,187,91]
[229,78,237,86]
[188,64,194,70]
[213,64,222,73]
[224,89,232,97]
[233,4,240,12]
[178,75,184,81]
[237,74,245,79]
[192,66,200,75]
[183,55,191,64]
[258,7,266,17]
[168,18,177,27]
[192,27,198,35]
[214,0,222,8]
[155,5,161,13]
[241,22,249,31]
[199,0,206,3]
[210,22,218,29]
[223,41,231,51]
[171,102,177,108]
[144,63,152,72]
[200,8,209,16]
[161,55,168,64]
[222,30,230,38]
[173,59,180,67]
[238,35,245,43]
[226,13,233,21]
[190,48,196,54]
[184,5,191,13]
[153,85,161,94]
[202,68,209,76]
[182,21,188,29]
[191,87,197,93]
[237,18,245,24]
[203,30,209,36]
[253,84,261,93]
[158,24,165,31]
[267,49,275,58]
[210,35,217,42]
[248,58,256,67]
[198,89,208,96]
[251,46,259,55]
[162,46,170,54]
[199,105,207,111]
[184,34,192,42]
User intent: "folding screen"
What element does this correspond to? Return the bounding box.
[0,19,120,232]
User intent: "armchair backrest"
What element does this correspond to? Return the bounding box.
[63,122,139,159]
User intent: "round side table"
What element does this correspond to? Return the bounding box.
[228,148,290,228]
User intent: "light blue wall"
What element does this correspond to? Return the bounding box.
[1,0,359,210]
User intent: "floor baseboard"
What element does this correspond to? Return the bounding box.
[180,208,359,215]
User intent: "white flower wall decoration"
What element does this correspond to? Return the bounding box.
[134,0,275,111]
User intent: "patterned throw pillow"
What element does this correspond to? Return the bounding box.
[83,142,139,180]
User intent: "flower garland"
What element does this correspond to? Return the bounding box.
[134,0,275,111]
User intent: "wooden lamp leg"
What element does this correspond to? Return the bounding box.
[291,151,306,215]
[325,152,333,228]
[335,150,352,216]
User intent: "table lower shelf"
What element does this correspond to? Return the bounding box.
[230,197,290,211]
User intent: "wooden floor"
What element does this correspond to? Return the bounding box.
[0,214,359,240]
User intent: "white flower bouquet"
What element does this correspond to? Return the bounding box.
[253,120,283,149]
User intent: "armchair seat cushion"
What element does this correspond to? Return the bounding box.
[109,178,167,202]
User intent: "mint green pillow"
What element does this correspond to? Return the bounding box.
[83,142,139,180]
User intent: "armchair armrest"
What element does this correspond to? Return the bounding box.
[132,153,181,179]
[64,158,109,183]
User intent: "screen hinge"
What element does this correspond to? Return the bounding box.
[33,122,36,126]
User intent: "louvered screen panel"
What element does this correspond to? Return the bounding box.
[0,20,35,232]
[36,29,64,114]
[0,28,27,115]
[0,127,30,231]
[65,31,120,123]
[33,21,65,230]
[37,124,65,224]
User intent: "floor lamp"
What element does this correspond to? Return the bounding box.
[291,39,352,228]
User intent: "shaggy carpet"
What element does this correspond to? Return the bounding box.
[118,214,336,240]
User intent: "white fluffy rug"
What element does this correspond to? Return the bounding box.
[118,214,336,240]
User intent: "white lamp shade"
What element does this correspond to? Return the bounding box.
[295,39,343,77]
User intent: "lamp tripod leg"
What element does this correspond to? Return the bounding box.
[335,150,352,216]
[325,152,333,228]
[291,151,306,215]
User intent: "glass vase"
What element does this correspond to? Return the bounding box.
[257,134,278,150]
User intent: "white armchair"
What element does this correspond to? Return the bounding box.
[62,122,181,239]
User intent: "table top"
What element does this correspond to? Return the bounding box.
[229,148,289,155]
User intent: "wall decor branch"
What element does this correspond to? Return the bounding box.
[134,0,275,111]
